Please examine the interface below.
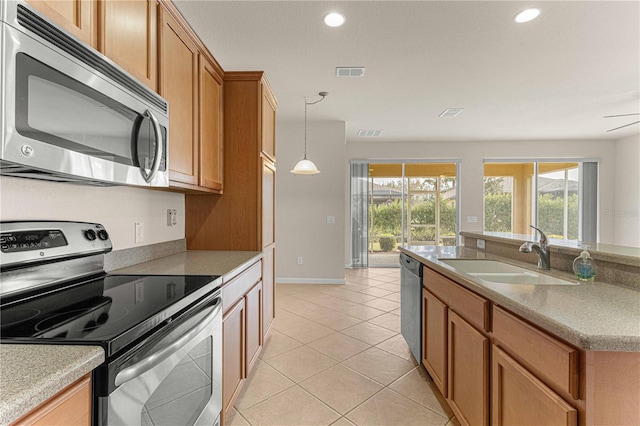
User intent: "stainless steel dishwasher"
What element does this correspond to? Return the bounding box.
[400,252,422,362]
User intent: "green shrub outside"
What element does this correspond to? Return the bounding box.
[378,235,396,251]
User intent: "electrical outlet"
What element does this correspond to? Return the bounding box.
[467,215,478,223]
[327,215,336,224]
[477,239,486,250]
[167,209,177,226]
[297,256,303,265]
[135,222,144,243]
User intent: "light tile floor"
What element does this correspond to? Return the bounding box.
[225,268,459,426]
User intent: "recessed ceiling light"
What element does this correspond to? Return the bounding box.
[515,8,541,23]
[324,12,346,27]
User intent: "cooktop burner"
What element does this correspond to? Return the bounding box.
[0,273,221,356]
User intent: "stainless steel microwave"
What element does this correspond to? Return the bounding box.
[0,1,169,187]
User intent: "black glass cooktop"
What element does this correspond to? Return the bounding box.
[0,274,220,357]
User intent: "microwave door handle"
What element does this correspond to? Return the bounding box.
[139,109,163,183]
[114,300,221,387]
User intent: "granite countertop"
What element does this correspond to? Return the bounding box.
[0,345,104,425]
[400,246,640,352]
[0,250,261,425]
[110,250,262,281]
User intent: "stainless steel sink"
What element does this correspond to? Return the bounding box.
[439,259,578,285]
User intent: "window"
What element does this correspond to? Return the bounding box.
[483,161,597,242]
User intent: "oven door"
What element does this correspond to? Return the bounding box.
[102,296,222,426]
[1,5,169,187]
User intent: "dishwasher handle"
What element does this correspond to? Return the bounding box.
[400,253,423,277]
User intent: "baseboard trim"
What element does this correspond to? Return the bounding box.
[276,277,346,285]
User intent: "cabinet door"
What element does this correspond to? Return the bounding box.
[262,245,275,338]
[26,0,96,47]
[262,160,275,248]
[260,84,277,161]
[100,0,157,91]
[14,374,91,426]
[448,311,489,426]
[223,298,245,418]
[245,281,263,374]
[199,55,223,192]
[423,288,448,397]
[492,346,577,426]
[159,7,199,185]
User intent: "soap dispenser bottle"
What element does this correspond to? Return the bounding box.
[573,246,596,281]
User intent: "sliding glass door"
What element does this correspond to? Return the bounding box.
[351,161,459,268]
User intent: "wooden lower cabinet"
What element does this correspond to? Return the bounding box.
[492,346,577,426]
[448,310,490,426]
[222,298,245,419]
[221,261,265,423]
[245,281,263,373]
[13,374,91,426]
[420,263,640,426]
[422,288,448,397]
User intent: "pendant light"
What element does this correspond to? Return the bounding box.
[291,92,328,175]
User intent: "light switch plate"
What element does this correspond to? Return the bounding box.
[135,222,144,243]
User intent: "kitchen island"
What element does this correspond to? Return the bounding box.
[400,242,640,425]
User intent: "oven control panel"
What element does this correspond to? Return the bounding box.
[0,221,112,268]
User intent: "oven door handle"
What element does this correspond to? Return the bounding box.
[114,299,220,387]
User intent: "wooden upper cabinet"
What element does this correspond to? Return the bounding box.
[199,55,224,192]
[26,0,96,48]
[99,0,157,91]
[261,84,277,161]
[159,6,199,186]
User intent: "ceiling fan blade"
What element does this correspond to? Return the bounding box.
[604,113,640,118]
[606,121,640,132]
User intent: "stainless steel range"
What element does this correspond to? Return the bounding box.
[0,221,223,426]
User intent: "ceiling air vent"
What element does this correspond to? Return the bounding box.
[357,129,383,137]
[439,108,464,117]
[336,67,365,77]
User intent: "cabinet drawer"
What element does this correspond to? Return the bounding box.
[222,261,262,313]
[492,306,579,399]
[423,267,490,332]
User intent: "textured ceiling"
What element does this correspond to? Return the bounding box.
[174,1,640,143]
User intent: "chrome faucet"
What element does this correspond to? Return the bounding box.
[519,225,551,270]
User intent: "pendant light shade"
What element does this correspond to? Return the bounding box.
[291,92,328,175]
[291,158,320,174]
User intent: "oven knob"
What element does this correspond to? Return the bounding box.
[97,230,110,241]
[84,229,97,241]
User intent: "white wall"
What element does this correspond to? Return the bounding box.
[275,120,346,283]
[0,176,185,250]
[612,134,640,247]
[275,119,631,282]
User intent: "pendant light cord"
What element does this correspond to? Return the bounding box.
[304,92,328,160]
